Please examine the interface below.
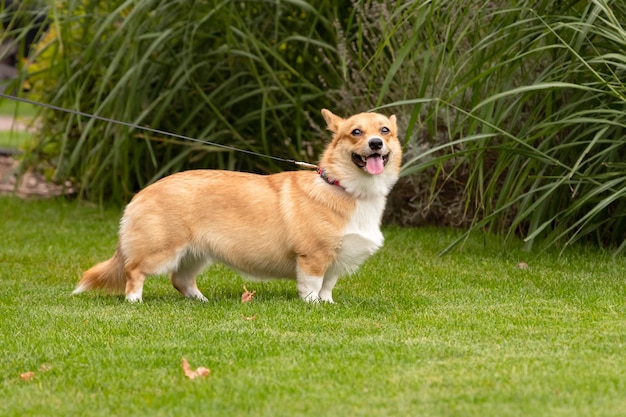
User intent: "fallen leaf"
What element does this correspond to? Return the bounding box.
[39,364,52,372]
[241,285,256,303]
[20,371,35,381]
[242,314,257,321]
[518,262,529,269]
[181,358,210,380]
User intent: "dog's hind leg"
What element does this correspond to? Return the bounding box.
[125,266,146,303]
[170,253,211,302]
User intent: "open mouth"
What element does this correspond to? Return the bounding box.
[352,152,389,175]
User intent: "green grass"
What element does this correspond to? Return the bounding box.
[0,130,31,149]
[0,97,36,149]
[2,196,626,416]
[0,98,37,117]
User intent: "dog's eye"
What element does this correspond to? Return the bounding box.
[381,126,390,134]
[351,129,362,136]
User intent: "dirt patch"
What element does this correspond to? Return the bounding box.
[0,155,73,198]
[0,115,72,198]
[0,115,29,131]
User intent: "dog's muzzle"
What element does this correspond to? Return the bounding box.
[352,137,389,175]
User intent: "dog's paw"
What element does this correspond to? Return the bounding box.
[301,292,321,303]
[296,274,323,302]
[319,292,334,303]
[187,293,209,302]
[126,295,143,303]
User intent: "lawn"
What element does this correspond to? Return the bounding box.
[0,97,37,150]
[0,98,37,117]
[0,130,31,149]
[1,196,626,416]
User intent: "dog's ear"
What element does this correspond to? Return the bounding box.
[389,114,397,131]
[321,109,342,134]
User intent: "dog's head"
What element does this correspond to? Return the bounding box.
[320,109,402,197]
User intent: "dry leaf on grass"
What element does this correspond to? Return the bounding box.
[241,285,256,303]
[20,371,35,381]
[518,262,529,269]
[19,364,51,381]
[181,358,210,380]
[241,314,257,321]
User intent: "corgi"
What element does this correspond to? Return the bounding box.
[72,109,402,303]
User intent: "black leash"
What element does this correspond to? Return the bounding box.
[0,92,319,170]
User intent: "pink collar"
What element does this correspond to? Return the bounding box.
[317,167,343,189]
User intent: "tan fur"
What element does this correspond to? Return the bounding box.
[73,109,402,302]
[75,246,127,293]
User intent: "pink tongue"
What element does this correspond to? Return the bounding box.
[366,155,384,175]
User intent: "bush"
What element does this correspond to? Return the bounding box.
[333,1,626,252]
[16,0,348,203]
[420,0,626,253]
[7,0,626,253]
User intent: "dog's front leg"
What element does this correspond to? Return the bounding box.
[296,272,323,302]
[319,273,339,303]
[295,255,325,302]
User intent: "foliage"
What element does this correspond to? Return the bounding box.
[3,0,626,252]
[334,0,626,252]
[9,0,347,203]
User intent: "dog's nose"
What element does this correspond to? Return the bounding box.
[368,138,383,151]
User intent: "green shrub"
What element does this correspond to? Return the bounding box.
[17,0,347,203]
[6,0,626,253]
[419,0,626,253]
[336,0,626,252]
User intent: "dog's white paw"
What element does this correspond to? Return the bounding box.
[183,288,208,302]
[296,274,323,303]
[190,294,209,302]
[301,292,321,303]
[319,291,334,303]
[126,294,143,303]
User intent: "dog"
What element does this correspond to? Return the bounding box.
[72,109,402,303]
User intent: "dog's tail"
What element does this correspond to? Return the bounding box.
[72,246,127,295]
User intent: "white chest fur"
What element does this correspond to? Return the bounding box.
[329,196,386,277]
